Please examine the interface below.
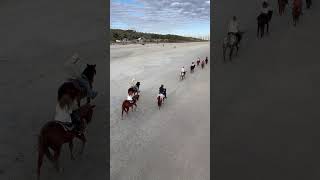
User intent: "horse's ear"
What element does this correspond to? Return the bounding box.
[91,105,96,109]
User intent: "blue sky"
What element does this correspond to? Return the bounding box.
[111,0,210,37]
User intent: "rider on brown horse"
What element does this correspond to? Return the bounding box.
[54,94,82,134]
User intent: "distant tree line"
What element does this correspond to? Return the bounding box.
[111,29,206,43]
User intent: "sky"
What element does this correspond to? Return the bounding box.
[111,0,210,38]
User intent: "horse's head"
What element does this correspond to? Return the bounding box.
[136,82,140,88]
[79,104,96,124]
[83,64,97,83]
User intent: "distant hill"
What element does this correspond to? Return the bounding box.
[110,29,206,43]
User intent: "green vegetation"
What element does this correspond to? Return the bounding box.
[111,29,206,43]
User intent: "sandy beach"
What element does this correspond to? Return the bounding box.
[110,42,210,179]
[213,1,320,179]
[0,1,106,179]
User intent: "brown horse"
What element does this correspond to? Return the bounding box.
[121,94,139,119]
[197,60,200,66]
[37,104,96,180]
[157,96,164,110]
[58,64,97,107]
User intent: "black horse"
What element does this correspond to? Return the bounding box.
[190,65,195,73]
[306,0,312,9]
[128,82,141,95]
[58,64,97,107]
[257,10,273,38]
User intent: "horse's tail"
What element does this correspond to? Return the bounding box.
[157,97,161,108]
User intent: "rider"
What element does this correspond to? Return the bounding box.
[127,90,134,103]
[192,61,196,67]
[65,53,98,99]
[78,72,98,99]
[205,57,208,63]
[159,84,167,99]
[181,66,186,76]
[54,94,82,134]
[228,16,241,44]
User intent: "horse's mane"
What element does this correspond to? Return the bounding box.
[82,64,96,83]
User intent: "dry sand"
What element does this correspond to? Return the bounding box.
[213,1,320,179]
[0,1,107,179]
[110,42,210,180]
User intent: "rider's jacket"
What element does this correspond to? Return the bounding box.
[159,87,165,94]
[228,20,239,33]
[55,103,72,123]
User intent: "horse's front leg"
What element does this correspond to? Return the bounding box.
[229,47,234,62]
[69,141,75,160]
[76,133,87,155]
[53,146,63,172]
[223,46,226,62]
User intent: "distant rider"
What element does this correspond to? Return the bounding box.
[181,66,186,76]
[159,84,167,99]
[228,16,242,43]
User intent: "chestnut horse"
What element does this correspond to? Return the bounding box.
[122,94,139,119]
[278,0,288,16]
[37,104,96,180]
[58,64,96,107]
[157,96,164,110]
[292,0,302,26]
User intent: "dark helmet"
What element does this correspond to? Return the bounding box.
[161,84,164,87]
[233,16,237,20]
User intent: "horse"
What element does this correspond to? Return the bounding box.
[58,64,96,107]
[37,104,96,180]
[223,33,240,62]
[292,0,301,26]
[157,95,164,110]
[278,0,288,15]
[257,10,273,38]
[121,94,139,119]
[306,0,312,9]
[190,65,195,73]
[201,61,205,69]
[180,71,186,80]
[128,82,140,95]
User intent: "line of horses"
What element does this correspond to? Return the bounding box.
[121,57,209,119]
[37,64,97,180]
[223,0,312,62]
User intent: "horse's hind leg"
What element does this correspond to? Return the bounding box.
[69,141,75,160]
[37,148,44,180]
[86,97,90,104]
[77,134,87,155]
[229,47,234,62]
[53,146,62,172]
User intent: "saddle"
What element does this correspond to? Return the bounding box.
[55,121,74,132]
